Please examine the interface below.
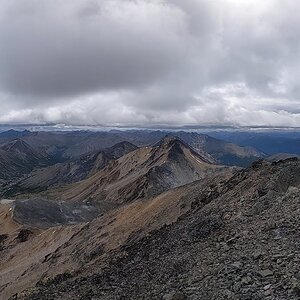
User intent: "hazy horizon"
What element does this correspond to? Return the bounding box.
[1,123,300,134]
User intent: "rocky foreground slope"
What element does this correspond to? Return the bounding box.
[2,158,299,300]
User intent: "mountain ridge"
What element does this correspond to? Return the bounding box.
[59,136,224,208]
[0,129,265,167]
[2,141,138,196]
[1,158,299,299]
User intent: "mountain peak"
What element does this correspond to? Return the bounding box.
[153,134,213,165]
[61,136,220,205]
[109,141,138,151]
[154,134,184,148]
[0,138,32,152]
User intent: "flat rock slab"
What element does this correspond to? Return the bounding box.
[258,269,274,277]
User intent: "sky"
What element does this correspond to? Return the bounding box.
[0,0,300,127]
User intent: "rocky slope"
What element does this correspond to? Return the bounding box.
[0,169,234,299]
[0,130,298,300]
[4,158,299,300]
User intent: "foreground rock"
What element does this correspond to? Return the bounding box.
[8,158,299,300]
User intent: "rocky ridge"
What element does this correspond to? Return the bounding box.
[9,158,300,300]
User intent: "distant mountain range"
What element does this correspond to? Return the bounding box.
[0,129,264,164]
[0,129,264,197]
[208,130,300,155]
[1,128,299,200]
[3,141,138,196]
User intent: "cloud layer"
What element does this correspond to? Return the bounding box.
[0,0,299,127]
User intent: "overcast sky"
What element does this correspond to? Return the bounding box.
[0,0,299,127]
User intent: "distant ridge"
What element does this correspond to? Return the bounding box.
[61,136,224,207]
[0,129,265,167]
[3,141,138,196]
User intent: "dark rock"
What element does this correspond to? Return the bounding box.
[190,215,223,240]
[16,229,33,242]
[0,234,8,243]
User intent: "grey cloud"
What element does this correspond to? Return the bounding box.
[0,0,299,127]
[0,0,187,98]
